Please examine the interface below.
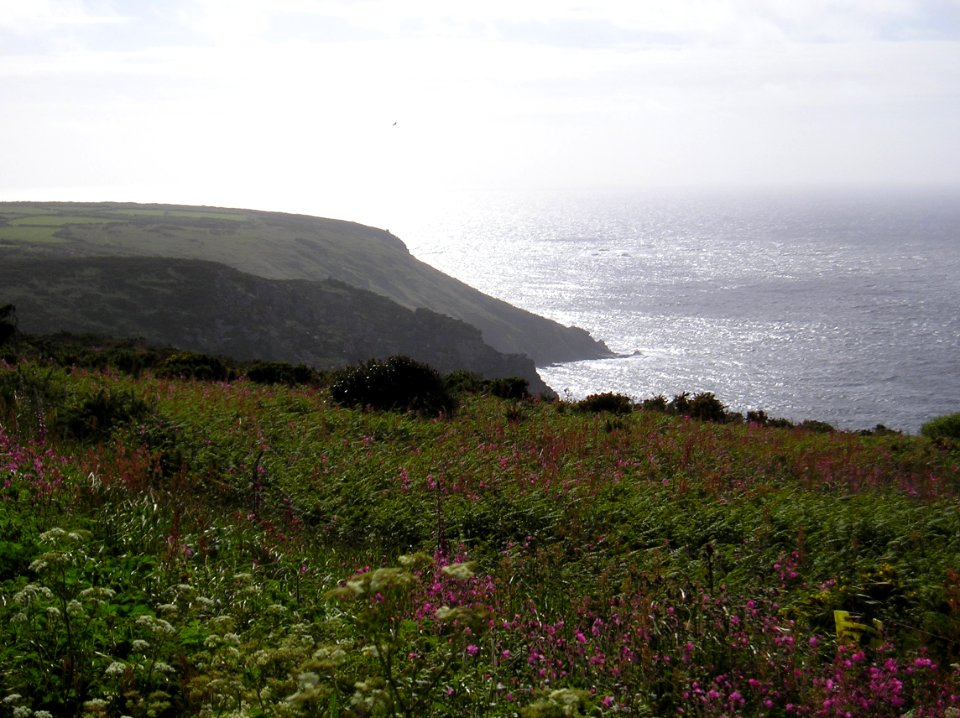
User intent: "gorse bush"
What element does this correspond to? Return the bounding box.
[330,355,457,416]
[575,391,633,415]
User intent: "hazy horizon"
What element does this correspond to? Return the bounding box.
[2,1,959,227]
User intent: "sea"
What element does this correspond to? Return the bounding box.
[386,187,959,434]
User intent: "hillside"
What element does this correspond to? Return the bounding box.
[0,255,553,394]
[0,202,612,365]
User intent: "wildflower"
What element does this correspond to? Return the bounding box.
[105,661,127,676]
[297,672,320,691]
[466,644,479,655]
[441,562,475,580]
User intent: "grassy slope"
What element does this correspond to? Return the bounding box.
[1,357,958,716]
[0,255,551,393]
[0,202,611,364]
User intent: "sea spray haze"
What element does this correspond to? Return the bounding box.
[1,357,959,715]
[399,187,960,433]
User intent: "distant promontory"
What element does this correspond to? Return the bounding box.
[0,202,613,393]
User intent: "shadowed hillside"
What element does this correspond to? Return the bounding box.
[0,255,553,395]
[0,202,612,364]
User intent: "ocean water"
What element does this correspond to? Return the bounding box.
[394,188,960,433]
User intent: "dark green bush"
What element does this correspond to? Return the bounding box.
[687,392,728,423]
[640,394,669,413]
[798,419,835,434]
[921,412,960,442]
[246,360,320,386]
[330,355,457,416]
[444,370,486,396]
[56,387,155,442]
[668,392,691,415]
[155,351,235,381]
[0,304,17,346]
[488,376,530,400]
[576,392,633,415]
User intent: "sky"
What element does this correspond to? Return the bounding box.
[2,0,959,223]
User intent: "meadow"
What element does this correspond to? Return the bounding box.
[1,355,958,717]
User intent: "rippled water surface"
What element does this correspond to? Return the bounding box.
[393,188,960,432]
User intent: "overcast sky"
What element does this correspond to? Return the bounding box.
[2,0,959,221]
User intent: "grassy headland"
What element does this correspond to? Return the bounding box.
[0,202,612,366]
[1,346,958,716]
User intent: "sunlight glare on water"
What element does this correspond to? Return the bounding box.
[396,188,960,433]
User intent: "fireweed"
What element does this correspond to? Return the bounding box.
[1,365,959,716]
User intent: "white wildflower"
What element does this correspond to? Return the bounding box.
[66,599,84,617]
[39,527,67,542]
[105,661,128,676]
[441,562,475,580]
[297,672,320,691]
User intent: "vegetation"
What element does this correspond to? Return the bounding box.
[922,412,960,444]
[330,355,457,416]
[0,201,612,365]
[1,342,959,717]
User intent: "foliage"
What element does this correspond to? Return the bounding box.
[330,355,457,417]
[488,376,531,401]
[921,412,960,443]
[245,361,322,386]
[0,304,16,346]
[0,353,959,716]
[575,392,633,415]
[155,351,236,382]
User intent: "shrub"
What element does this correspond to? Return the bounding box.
[155,352,235,381]
[488,376,530,400]
[245,361,320,386]
[576,392,633,415]
[668,392,691,415]
[56,387,155,442]
[921,412,960,442]
[0,304,17,346]
[444,370,486,396]
[798,419,835,433]
[687,392,728,423]
[640,394,669,413]
[330,355,457,416]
